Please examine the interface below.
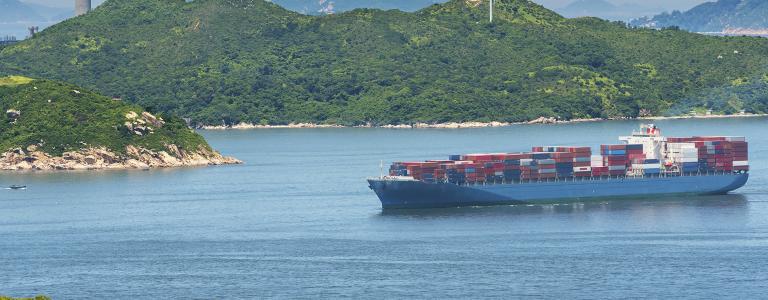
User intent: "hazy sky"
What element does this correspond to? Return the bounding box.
[21,0,709,12]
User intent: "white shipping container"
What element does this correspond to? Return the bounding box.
[668,143,696,149]
[668,149,697,157]
[631,163,661,169]
[668,147,696,150]
[694,136,746,142]
[734,161,749,167]
[669,156,698,160]
[668,149,698,154]
[668,154,698,158]
[574,166,592,172]
[676,157,699,163]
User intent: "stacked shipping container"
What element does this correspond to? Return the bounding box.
[532,146,592,178]
[388,136,748,184]
[667,136,749,173]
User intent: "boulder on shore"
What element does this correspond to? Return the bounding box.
[0,145,241,171]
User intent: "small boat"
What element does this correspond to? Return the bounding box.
[8,185,26,190]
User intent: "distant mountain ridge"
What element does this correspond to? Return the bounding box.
[630,0,768,33]
[0,0,72,38]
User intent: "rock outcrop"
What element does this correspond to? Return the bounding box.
[0,144,241,171]
[124,110,165,136]
[527,117,558,124]
[6,109,20,123]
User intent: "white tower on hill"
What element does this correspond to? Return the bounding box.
[75,0,92,16]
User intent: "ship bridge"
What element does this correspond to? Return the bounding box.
[619,124,667,160]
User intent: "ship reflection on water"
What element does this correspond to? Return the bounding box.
[378,194,749,218]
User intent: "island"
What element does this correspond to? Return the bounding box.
[0,76,241,171]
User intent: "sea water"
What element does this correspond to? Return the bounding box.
[2,117,767,298]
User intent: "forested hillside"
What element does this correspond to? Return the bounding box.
[0,76,208,156]
[271,0,445,14]
[2,0,768,126]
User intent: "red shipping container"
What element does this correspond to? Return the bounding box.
[401,162,427,167]
[462,154,494,161]
[692,136,727,141]
[573,162,591,167]
[428,160,455,164]
[601,145,628,150]
[550,152,575,159]
[508,153,534,160]
[605,161,628,166]
[559,146,592,153]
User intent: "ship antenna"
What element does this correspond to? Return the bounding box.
[380,160,384,179]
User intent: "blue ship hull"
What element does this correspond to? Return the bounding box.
[368,174,749,209]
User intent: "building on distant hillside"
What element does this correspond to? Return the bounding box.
[75,0,92,16]
[0,36,19,46]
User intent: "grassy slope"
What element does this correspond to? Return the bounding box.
[0,76,209,156]
[1,0,768,126]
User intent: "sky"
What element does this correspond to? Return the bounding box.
[21,0,710,12]
[21,0,106,8]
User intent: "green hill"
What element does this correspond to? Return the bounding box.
[272,0,445,15]
[1,0,768,126]
[0,75,239,170]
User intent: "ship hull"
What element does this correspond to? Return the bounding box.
[368,174,749,209]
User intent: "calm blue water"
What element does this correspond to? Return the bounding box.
[2,117,768,299]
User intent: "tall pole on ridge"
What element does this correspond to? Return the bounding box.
[489,0,494,23]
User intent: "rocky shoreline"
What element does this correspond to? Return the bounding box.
[200,114,767,130]
[0,144,241,171]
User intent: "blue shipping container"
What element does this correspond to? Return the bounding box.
[602,150,627,155]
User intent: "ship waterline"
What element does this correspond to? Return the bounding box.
[369,173,749,209]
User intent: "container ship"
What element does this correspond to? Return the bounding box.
[368,125,750,209]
